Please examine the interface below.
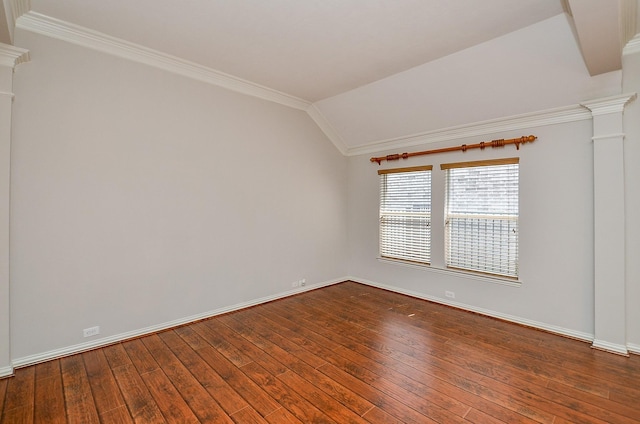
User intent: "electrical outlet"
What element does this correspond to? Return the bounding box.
[300,278,306,287]
[445,291,455,299]
[83,326,100,337]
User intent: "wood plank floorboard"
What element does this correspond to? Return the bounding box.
[34,368,66,424]
[2,281,640,423]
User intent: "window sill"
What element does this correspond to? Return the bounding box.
[377,257,522,287]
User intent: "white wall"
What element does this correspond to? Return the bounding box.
[347,120,596,338]
[6,9,637,365]
[10,30,348,361]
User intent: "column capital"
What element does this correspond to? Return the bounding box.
[581,93,637,116]
[0,42,30,68]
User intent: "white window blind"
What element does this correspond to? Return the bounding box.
[442,158,519,278]
[379,166,432,264]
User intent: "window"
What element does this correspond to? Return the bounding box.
[442,158,519,278]
[378,166,432,264]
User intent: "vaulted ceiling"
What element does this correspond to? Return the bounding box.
[31,0,569,102]
[1,0,635,153]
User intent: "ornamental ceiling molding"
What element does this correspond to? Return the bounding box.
[8,0,29,20]
[15,11,311,112]
[3,0,30,43]
[306,105,348,155]
[621,0,638,54]
[14,11,354,155]
[345,104,593,156]
[623,33,640,56]
[0,43,29,68]
[581,92,637,115]
[12,8,618,159]
[621,0,639,56]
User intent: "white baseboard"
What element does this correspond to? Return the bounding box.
[627,343,640,355]
[11,276,635,369]
[348,276,595,343]
[12,277,346,369]
[0,364,14,379]
[591,339,629,356]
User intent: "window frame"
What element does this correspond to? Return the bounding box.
[378,165,433,265]
[441,158,519,279]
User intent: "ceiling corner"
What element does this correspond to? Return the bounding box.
[568,0,629,76]
[307,105,349,156]
[1,0,30,44]
[620,0,638,45]
[0,4,11,44]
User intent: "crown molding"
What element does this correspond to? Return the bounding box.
[306,105,348,155]
[581,92,637,115]
[345,103,593,156]
[14,11,360,154]
[16,12,311,111]
[620,0,637,50]
[623,33,640,56]
[0,42,29,68]
[8,0,30,20]
[14,10,627,159]
[2,0,30,43]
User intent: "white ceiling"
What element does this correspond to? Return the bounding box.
[26,0,566,102]
[2,0,634,153]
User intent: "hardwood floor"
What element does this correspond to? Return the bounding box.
[2,281,640,423]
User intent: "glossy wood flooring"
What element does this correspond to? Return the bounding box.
[2,281,640,423]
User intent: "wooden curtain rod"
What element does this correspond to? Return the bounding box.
[370,135,536,165]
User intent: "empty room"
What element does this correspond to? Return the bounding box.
[1,0,640,422]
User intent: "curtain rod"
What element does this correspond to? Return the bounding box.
[370,135,536,165]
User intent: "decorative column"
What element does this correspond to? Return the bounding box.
[0,43,29,377]
[582,93,636,356]
[622,25,640,354]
